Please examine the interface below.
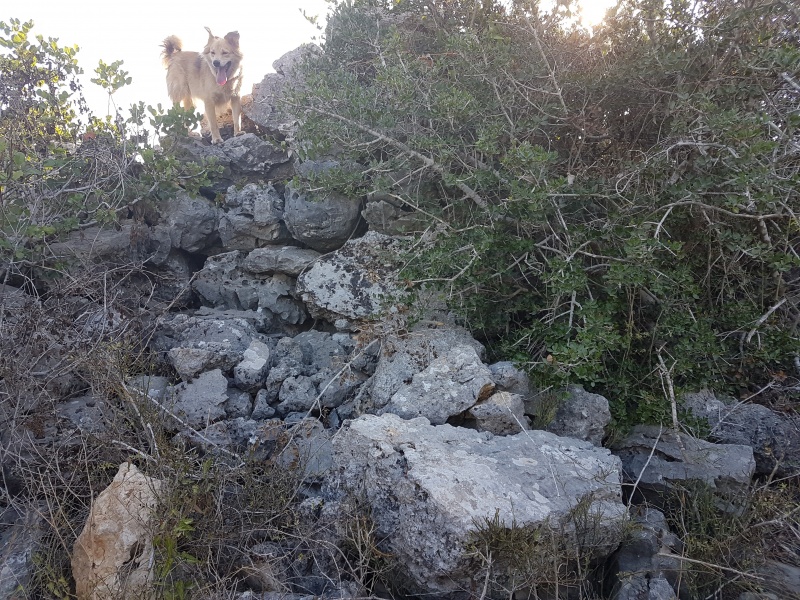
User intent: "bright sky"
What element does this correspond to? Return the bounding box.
[8,0,615,120]
[9,0,331,118]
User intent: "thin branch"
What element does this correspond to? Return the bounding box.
[299,104,489,209]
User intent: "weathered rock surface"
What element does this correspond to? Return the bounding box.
[72,463,163,600]
[683,390,800,476]
[0,506,43,599]
[368,327,485,410]
[158,191,219,254]
[169,368,229,428]
[244,44,321,138]
[234,339,272,392]
[218,183,293,250]
[468,391,529,435]
[243,246,320,276]
[168,133,292,180]
[193,251,308,325]
[613,425,756,507]
[151,311,260,373]
[379,344,495,425]
[283,183,363,253]
[331,413,626,594]
[545,385,612,446]
[609,508,684,600]
[296,232,405,325]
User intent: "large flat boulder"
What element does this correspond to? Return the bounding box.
[331,414,626,595]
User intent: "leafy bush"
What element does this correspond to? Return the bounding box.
[0,18,216,281]
[295,0,800,426]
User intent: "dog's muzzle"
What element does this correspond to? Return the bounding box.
[213,61,231,86]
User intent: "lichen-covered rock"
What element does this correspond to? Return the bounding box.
[379,344,495,425]
[72,463,163,600]
[331,414,626,595]
[295,232,405,325]
[369,327,485,410]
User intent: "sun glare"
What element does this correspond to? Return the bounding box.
[578,0,617,28]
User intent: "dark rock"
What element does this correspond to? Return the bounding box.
[283,183,363,253]
[544,385,611,446]
[218,183,293,251]
[684,390,800,476]
[613,425,756,509]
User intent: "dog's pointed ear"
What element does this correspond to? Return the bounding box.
[204,27,215,43]
[224,31,240,48]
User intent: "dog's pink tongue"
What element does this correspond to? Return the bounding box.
[216,67,227,86]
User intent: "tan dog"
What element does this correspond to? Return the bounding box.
[162,27,243,144]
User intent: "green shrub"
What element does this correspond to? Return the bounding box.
[294,0,800,427]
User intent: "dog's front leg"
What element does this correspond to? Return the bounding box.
[231,96,243,136]
[204,101,223,144]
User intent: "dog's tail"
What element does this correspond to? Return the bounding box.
[161,35,182,67]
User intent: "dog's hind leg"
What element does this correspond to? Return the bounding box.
[231,96,242,137]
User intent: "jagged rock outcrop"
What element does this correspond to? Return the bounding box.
[244,44,322,138]
[192,251,308,326]
[544,385,612,446]
[378,344,495,424]
[218,183,293,250]
[330,413,627,595]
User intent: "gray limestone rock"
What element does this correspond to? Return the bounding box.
[295,232,405,325]
[330,413,626,595]
[683,390,800,476]
[244,45,321,138]
[169,368,229,428]
[468,391,529,435]
[224,388,253,419]
[218,183,293,251]
[233,339,272,391]
[192,251,308,325]
[243,246,320,276]
[379,344,495,425]
[283,183,363,253]
[613,425,756,508]
[168,347,225,381]
[369,327,485,410]
[159,191,219,253]
[609,508,684,599]
[545,385,611,446]
[0,506,43,599]
[252,389,276,420]
[151,310,266,376]
[488,361,531,396]
[276,375,318,416]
